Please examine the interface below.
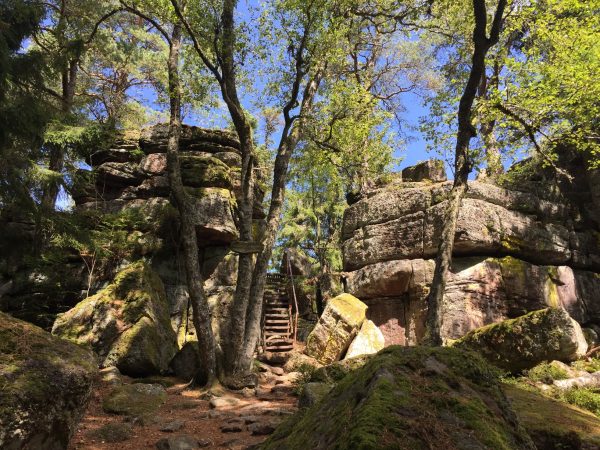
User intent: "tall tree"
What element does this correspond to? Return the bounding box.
[118,0,219,384]
[424,0,507,345]
[170,0,341,379]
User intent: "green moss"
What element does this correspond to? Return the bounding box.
[562,388,600,417]
[260,346,533,450]
[572,357,600,373]
[452,307,575,373]
[89,423,132,443]
[505,383,600,447]
[102,383,166,416]
[180,155,231,188]
[526,362,569,384]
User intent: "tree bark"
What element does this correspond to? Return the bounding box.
[165,24,217,384]
[424,0,507,346]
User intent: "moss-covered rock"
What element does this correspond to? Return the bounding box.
[505,383,600,448]
[0,311,97,450]
[259,346,535,450]
[180,155,231,189]
[102,383,166,416]
[52,261,178,377]
[310,354,372,384]
[453,308,588,373]
[305,293,367,364]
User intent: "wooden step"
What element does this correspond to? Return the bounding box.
[265,326,290,332]
[265,319,289,325]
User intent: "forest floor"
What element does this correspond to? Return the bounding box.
[68,363,299,450]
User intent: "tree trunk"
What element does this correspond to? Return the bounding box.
[424,0,507,346]
[165,24,217,384]
[237,76,321,373]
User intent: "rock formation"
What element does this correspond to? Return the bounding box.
[0,311,97,449]
[1,125,264,360]
[341,157,600,345]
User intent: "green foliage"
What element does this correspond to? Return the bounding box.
[421,0,600,173]
[526,362,569,384]
[292,363,319,395]
[562,388,600,418]
[572,358,600,374]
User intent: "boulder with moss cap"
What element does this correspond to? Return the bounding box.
[0,311,97,450]
[259,346,535,450]
[305,293,367,364]
[453,307,588,372]
[52,261,178,377]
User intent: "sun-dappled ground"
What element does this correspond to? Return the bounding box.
[69,368,298,450]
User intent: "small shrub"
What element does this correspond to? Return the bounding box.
[572,357,600,374]
[526,362,569,384]
[292,363,317,395]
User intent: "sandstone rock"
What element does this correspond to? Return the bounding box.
[298,383,332,408]
[180,155,232,189]
[209,397,242,409]
[170,341,201,381]
[141,124,240,154]
[248,422,277,436]
[346,255,600,346]
[305,293,367,364]
[96,161,142,187]
[0,312,97,450]
[310,354,372,384]
[259,346,535,450]
[283,351,322,373]
[88,145,142,166]
[52,262,178,377]
[401,159,446,182]
[186,187,238,243]
[160,420,185,432]
[103,383,167,416]
[344,319,384,359]
[454,308,588,372]
[89,422,133,443]
[156,434,207,450]
[141,153,167,175]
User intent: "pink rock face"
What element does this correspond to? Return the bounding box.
[141,153,167,175]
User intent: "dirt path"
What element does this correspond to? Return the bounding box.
[69,367,298,450]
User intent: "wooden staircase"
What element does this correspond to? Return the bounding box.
[262,273,294,355]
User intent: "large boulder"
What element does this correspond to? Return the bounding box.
[0,311,97,449]
[305,294,367,364]
[453,307,588,372]
[52,262,178,377]
[345,255,600,346]
[344,319,384,359]
[259,346,535,450]
[401,159,447,182]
